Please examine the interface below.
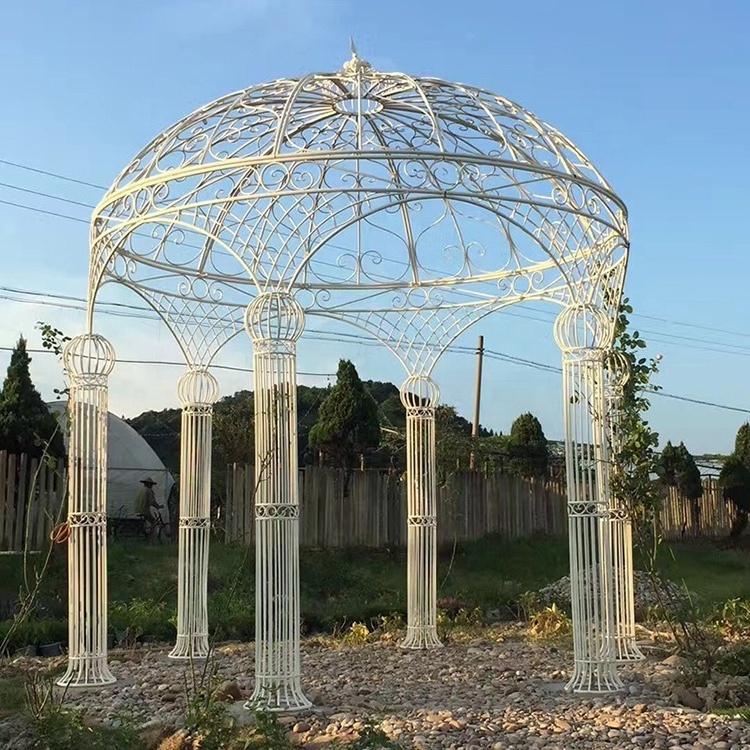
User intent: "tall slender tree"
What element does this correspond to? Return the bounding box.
[719,423,750,540]
[0,337,65,458]
[506,412,548,478]
[309,360,380,471]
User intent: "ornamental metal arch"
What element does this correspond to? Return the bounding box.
[61,47,639,705]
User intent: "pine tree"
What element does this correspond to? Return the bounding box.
[658,441,680,486]
[674,442,703,501]
[719,424,750,539]
[734,422,750,466]
[506,412,548,478]
[308,360,380,470]
[0,337,65,458]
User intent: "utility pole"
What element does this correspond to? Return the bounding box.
[470,334,484,470]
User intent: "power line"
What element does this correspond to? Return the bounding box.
[0,346,334,379]
[2,164,750,350]
[4,179,750,358]
[1,163,749,413]
[0,181,96,209]
[0,159,107,190]
[0,197,89,224]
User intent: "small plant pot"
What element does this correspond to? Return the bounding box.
[107,633,117,649]
[38,642,63,657]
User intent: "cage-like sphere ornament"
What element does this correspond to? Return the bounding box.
[554,304,611,353]
[177,369,220,407]
[603,350,631,389]
[399,375,440,410]
[244,293,305,344]
[63,334,116,378]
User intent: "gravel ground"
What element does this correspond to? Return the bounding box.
[2,628,749,749]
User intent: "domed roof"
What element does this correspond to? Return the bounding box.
[90,49,628,369]
[109,49,613,193]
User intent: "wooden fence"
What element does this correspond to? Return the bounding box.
[223,465,736,548]
[661,477,735,539]
[0,452,66,553]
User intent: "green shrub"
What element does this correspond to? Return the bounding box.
[29,709,143,750]
[109,598,175,643]
[208,591,254,641]
[0,618,68,655]
[714,598,750,639]
[716,644,750,676]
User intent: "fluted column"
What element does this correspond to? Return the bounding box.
[400,375,442,650]
[169,369,219,660]
[554,305,622,694]
[58,334,116,687]
[604,351,644,663]
[245,292,310,712]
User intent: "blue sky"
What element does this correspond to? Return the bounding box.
[0,0,748,455]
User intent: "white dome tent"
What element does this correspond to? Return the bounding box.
[48,401,174,517]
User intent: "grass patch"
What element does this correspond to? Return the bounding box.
[0,675,26,718]
[0,535,748,650]
[652,541,750,604]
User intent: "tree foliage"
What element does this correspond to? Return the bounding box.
[674,443,703,501]
[734,422,750,466]
[308,360,380,470]
[659,440,703,501]
[608,297,663,531]
[0,337,65,458]
[506,412,548,478]
[719,423,750,539]
[213,391,254,466]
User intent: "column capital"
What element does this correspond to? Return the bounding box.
[245,292,305,345]
[400,375,440,411]
[554,304,612,353]
[178,368,219,407]
[64,333,115,383]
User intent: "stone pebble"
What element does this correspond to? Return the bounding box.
[1,629,748,749]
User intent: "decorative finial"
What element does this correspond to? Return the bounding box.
[341,38,372,76]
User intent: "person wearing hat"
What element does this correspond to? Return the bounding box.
[135,477,163,541]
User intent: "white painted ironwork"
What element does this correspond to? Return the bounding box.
[58,334,117,687]
[604,350,645,662]
[169,368,219,660]
[555,305,623,693]
[244,292,311,711]
[400,375,442,649]
[77,47,631,698]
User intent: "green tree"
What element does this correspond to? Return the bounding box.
[674,442,703,501]
[734,422,750,465]
[658,441,703,500]
[658,440,680,486]
[213,391,254,466]
[719,424,750,540]
[0,337,65,458]
[308,360,380,470]
[506,412,548,478]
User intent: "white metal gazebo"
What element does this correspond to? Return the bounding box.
[60,47,640,706]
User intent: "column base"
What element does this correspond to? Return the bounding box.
[57,658,116,688]
[245,677,312,712]
[399,626,443,650]
[615,637,645,663]
[564,661,624,694]
[168,634,210,661]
